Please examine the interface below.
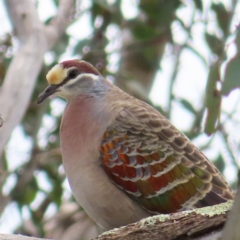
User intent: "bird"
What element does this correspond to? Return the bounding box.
[37,59,234,230]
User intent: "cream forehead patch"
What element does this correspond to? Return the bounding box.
[46,64,68,85]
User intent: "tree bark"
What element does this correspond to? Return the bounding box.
[96,201,232,240]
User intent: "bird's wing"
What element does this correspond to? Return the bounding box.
[99,100,233,214]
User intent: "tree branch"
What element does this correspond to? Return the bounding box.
[45,0,75,49]
[4,0,42,43]
[96,201,232,240]
[0,0,75,157]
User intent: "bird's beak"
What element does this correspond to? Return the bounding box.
[37,85,59,104]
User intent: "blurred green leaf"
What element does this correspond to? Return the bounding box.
[193,0,203,11]
[50,182,63,206]
[235,26,240,51]
[222,56,240,96]
[139,0,181,23]
[12,177,38,206]
[92,0,113,12]
[131,20,159,40]
[178,98,197,114]
[204,63,221,135]
[213,154,225,174]
[0,61,6,84]
[91,1,112,25]
[211,2,230,37]
[44,164,63,207]
[73,39,90,55]
[205,32,224,56]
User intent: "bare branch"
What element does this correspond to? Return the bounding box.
[96,201,232,240]
[45,0,75,49]
[3,0,41,43]
[0,0,75,157]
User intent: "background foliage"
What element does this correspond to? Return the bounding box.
[1,0,240,239]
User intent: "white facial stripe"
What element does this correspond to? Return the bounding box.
[64,73,99,86]
[77,73,99,81]
[46,64,68,85]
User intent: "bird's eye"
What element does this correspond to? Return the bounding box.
[68,69,79,79]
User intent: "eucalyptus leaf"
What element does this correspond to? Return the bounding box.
[222,56,240,96]
[204,63,221,135]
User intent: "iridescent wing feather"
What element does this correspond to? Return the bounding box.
[100,99,233,214]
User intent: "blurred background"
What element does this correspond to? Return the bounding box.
[0,0,240,239]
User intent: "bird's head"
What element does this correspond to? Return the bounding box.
[37,60,107,104]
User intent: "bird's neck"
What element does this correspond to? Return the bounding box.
[60,94,117,168]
